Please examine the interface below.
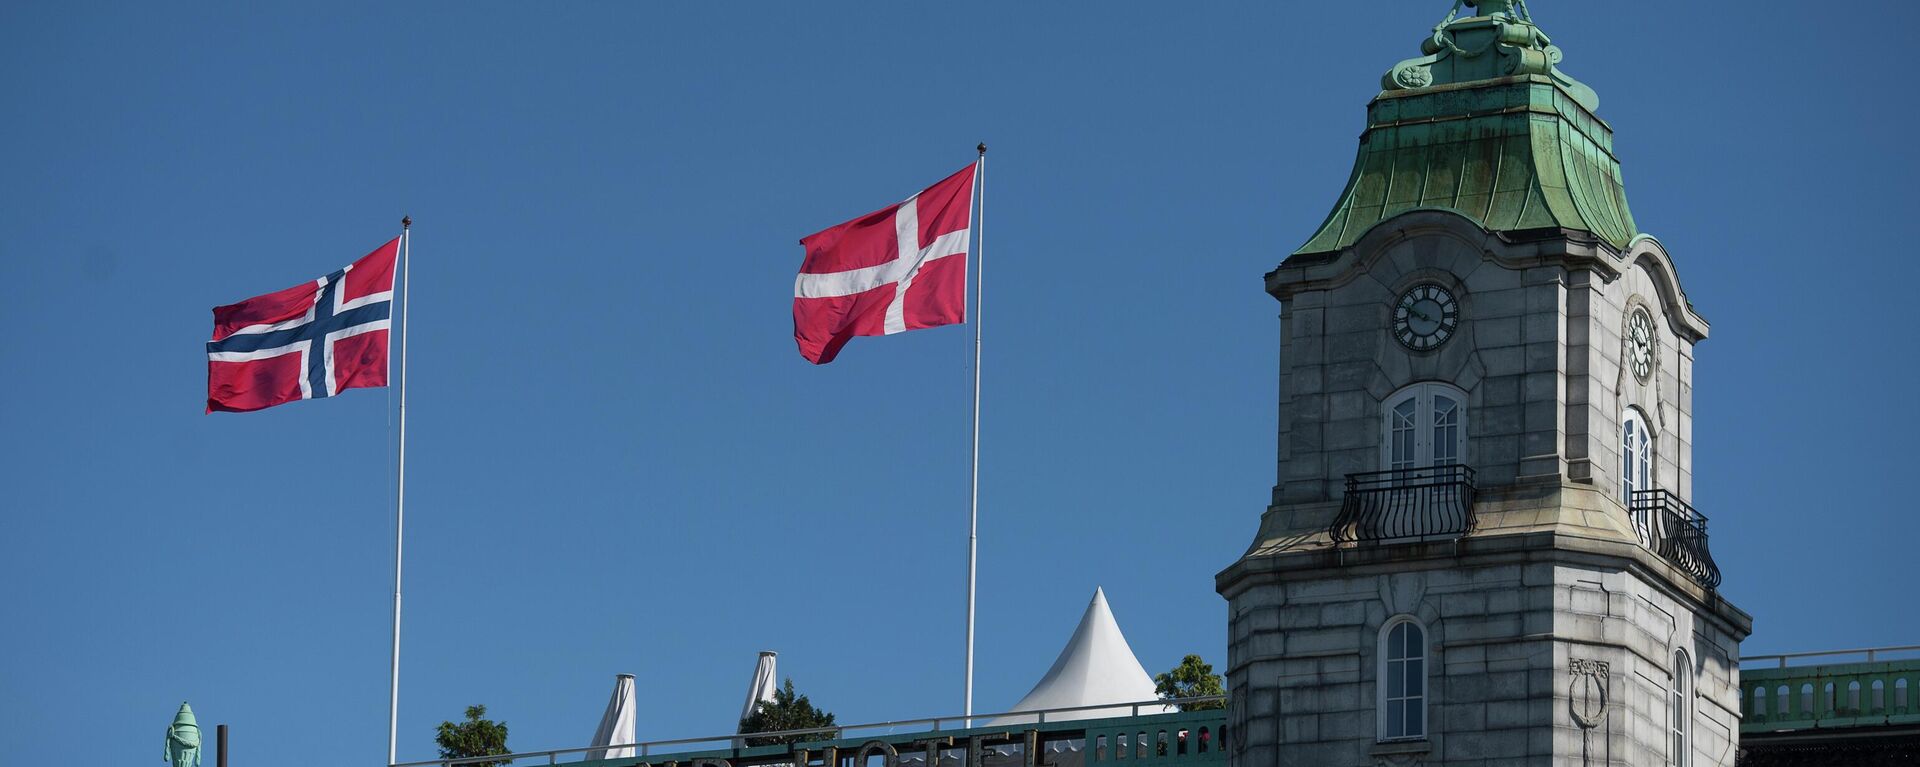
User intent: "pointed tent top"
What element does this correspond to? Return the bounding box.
[993,588,1171,724]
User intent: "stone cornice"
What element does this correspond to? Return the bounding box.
[1215,489,1754,641]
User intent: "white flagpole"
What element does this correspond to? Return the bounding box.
[964,144,985,719]
[388,216,412,765]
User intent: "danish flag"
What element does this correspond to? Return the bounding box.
[206,238,398,413]
[793,164,977,364]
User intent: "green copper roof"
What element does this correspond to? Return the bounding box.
[1295,1,1638,257]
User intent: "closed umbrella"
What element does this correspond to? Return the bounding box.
[585,674,637,762]
[739,651,779,727]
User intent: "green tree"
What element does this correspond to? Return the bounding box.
[436,705,510,767]
[1154,655,1226,711]
[738,678,838,746]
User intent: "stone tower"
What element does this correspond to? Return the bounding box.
[1215,3,1752,766]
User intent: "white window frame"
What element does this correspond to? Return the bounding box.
[1669,649,1691,767]
[1381,382,1468,473]
[1377,616,1429,742]
[1621,406,1654,501]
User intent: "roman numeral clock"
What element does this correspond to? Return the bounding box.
[1392,283,1458,350]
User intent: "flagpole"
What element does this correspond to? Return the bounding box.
[388,216,412,766]
[964,143,985,719]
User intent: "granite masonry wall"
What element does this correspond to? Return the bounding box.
[1269,215,1701,514]
[1222,554,1744,767]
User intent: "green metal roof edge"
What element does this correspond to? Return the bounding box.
[1293,78,1638,258]
[1292,3,1641,258]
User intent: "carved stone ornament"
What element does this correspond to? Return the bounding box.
[1569,658,1610,727]
[1569,659,1610,766]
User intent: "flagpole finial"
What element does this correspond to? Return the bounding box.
[977,143,987,156]
[401,215,411,229]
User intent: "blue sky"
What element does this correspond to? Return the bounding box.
[3,2,1916,765]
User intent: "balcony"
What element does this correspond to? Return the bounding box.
[1329,464,1477,543]
[1628,489,1721,590]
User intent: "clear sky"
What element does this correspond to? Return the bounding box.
[3,2,1916,766]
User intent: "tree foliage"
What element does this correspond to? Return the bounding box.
[738,678,838,746]
[436,705,510,767]
[1154,655,1226,711]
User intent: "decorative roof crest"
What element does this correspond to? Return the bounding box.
[1384,0,1600,112]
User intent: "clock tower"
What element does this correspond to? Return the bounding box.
[1216,3,1752,766]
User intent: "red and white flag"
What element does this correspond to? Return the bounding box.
[793,164,977,364]
[205,239,398,413]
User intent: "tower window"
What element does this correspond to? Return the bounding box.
[1621,407,1654,500]
[1670,650,1691,767]
[1378,618,1428,741]
[1381,383,1468,473]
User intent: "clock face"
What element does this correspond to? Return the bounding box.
[1393,284,1459,351]
[1627,308,1656,382]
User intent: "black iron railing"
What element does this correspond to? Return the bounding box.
[1628,489,1721,590]
[1330,464,1477,543]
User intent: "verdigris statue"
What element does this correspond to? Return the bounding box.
[164,702,202,767]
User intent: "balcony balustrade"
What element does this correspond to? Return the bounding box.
[1329,464,1477,543]
[1628,489,1721,590]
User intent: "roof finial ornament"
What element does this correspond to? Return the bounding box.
[1389,0,1594,110]
[1463,0,1531,21]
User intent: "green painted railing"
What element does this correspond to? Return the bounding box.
[398,701,1228,767]
[1082,711,1227,767]
[585,709,1226,767]
[1741,649,1920,733]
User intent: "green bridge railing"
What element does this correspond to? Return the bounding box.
[397,699,1228,767]
[1741,646,1920,733]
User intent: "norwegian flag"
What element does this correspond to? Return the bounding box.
[794,163,977,364]
[206,238,399,413]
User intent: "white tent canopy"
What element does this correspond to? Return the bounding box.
[585,673,637,762]
[993,587,1173,725]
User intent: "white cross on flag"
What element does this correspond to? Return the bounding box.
[793,164,977,364]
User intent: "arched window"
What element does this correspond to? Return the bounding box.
[1382,383,1467,472]
[1669,651,1691,767]
[1622,407,1654,501]
[1378,617,1428,741]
